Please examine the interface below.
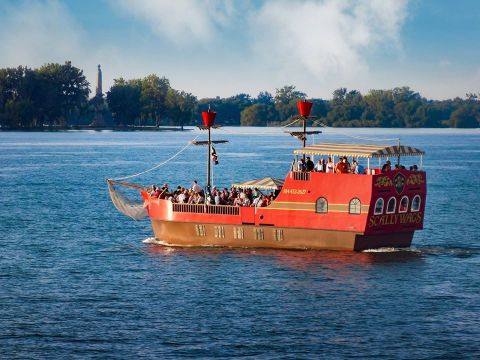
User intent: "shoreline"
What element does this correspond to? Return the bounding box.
[0,126,191,132]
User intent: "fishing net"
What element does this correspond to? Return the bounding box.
[107,180,149,220]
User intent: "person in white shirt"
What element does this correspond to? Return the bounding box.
[326,157,334,173]
[192,180,202,193]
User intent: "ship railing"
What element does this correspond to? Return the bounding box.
[206,205,240,215]
[172,203,240,215]
[292,171,311,181]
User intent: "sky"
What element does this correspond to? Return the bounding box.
[0,0,479,100]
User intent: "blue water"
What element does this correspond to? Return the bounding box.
[1,128,479,359]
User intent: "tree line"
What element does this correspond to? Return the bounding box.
[1,62,479,129]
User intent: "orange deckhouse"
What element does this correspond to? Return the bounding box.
[108,101,426,251]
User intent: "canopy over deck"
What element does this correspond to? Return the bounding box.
[293,143,425,158]
[232,177,284,190]
[190,140,228,145]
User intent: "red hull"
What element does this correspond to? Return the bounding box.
[142,170,426,251]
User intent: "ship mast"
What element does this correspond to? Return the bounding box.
[286,100,321,160]
[192,107,228,196]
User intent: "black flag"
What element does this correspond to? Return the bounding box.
[211,146,219,165]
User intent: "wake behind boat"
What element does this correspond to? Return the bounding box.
[108,101,426,251]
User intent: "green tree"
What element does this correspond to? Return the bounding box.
[240,103,278,126]
[256,91,274,105]
[165,89,197,129]
[36,61,90,126]
[106,78,141,126]
[450,104,479,128]
[274,86,307,121]
[139,74,170,126]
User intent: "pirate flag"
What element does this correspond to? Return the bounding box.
[211,146,219,165]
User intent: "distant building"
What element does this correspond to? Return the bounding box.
[95,64,103,96]
[90,64,105,127]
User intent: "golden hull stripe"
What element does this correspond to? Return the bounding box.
[267,202,370,212]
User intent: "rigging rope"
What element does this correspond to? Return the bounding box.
[311,119,400,143]
[216,117,301,135]
[110,133,201,181]
[107,132,203,220]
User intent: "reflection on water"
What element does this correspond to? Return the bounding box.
[144,242,425,270]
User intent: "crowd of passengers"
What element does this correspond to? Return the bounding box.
[149,180,277,207]
[294,156,419,174]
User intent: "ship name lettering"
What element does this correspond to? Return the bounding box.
[283,188,307,195]
[368,212,423,227]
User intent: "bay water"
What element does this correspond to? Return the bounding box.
[1,128,479,358]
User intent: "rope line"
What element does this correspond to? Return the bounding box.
[216,117,301,135]
[110,133,201,181]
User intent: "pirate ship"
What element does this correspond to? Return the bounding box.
[108,101,426,251]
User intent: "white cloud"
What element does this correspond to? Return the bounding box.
[249,0,409,84]
[0,1,86,68]
[1,0,472,100]
[113,0,238,44]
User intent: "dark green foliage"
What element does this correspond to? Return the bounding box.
[0,62,478,129]
[106,78,141,126]
[240,103,278,126]
[0,62,89,129]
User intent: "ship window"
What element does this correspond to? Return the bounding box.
[195,224,206,237]
[374,198,384,215]
[233,227,244,239]
[316,197,328,213]
[254,228,264,241]
[399,196,409,213]
[214,226,225,238]
[273,229,284,241]
[349,198,361,214]
[411,195,421,212]
[386,197,396,214]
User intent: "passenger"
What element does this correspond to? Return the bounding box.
[196,191,205,204]
[177,190,186,203]
[345,157,351,172]
[252,195,261,207]
[412,165,418,171]
[381,160,392,173]
[192,180,202,193]
[335,157,349,174]
[315,158,326,172]
[297,158,306,172]
[260,195,268,207]
[150,185,158,197]
[351,160,365,174]
[326,157,334,173]
[233,196,243,207]
[159,184,169,199]
[213,189,221,205]
[306,157,315,172]
[152,187,161,198]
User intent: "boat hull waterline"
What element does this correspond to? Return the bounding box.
[150,219,414,251]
